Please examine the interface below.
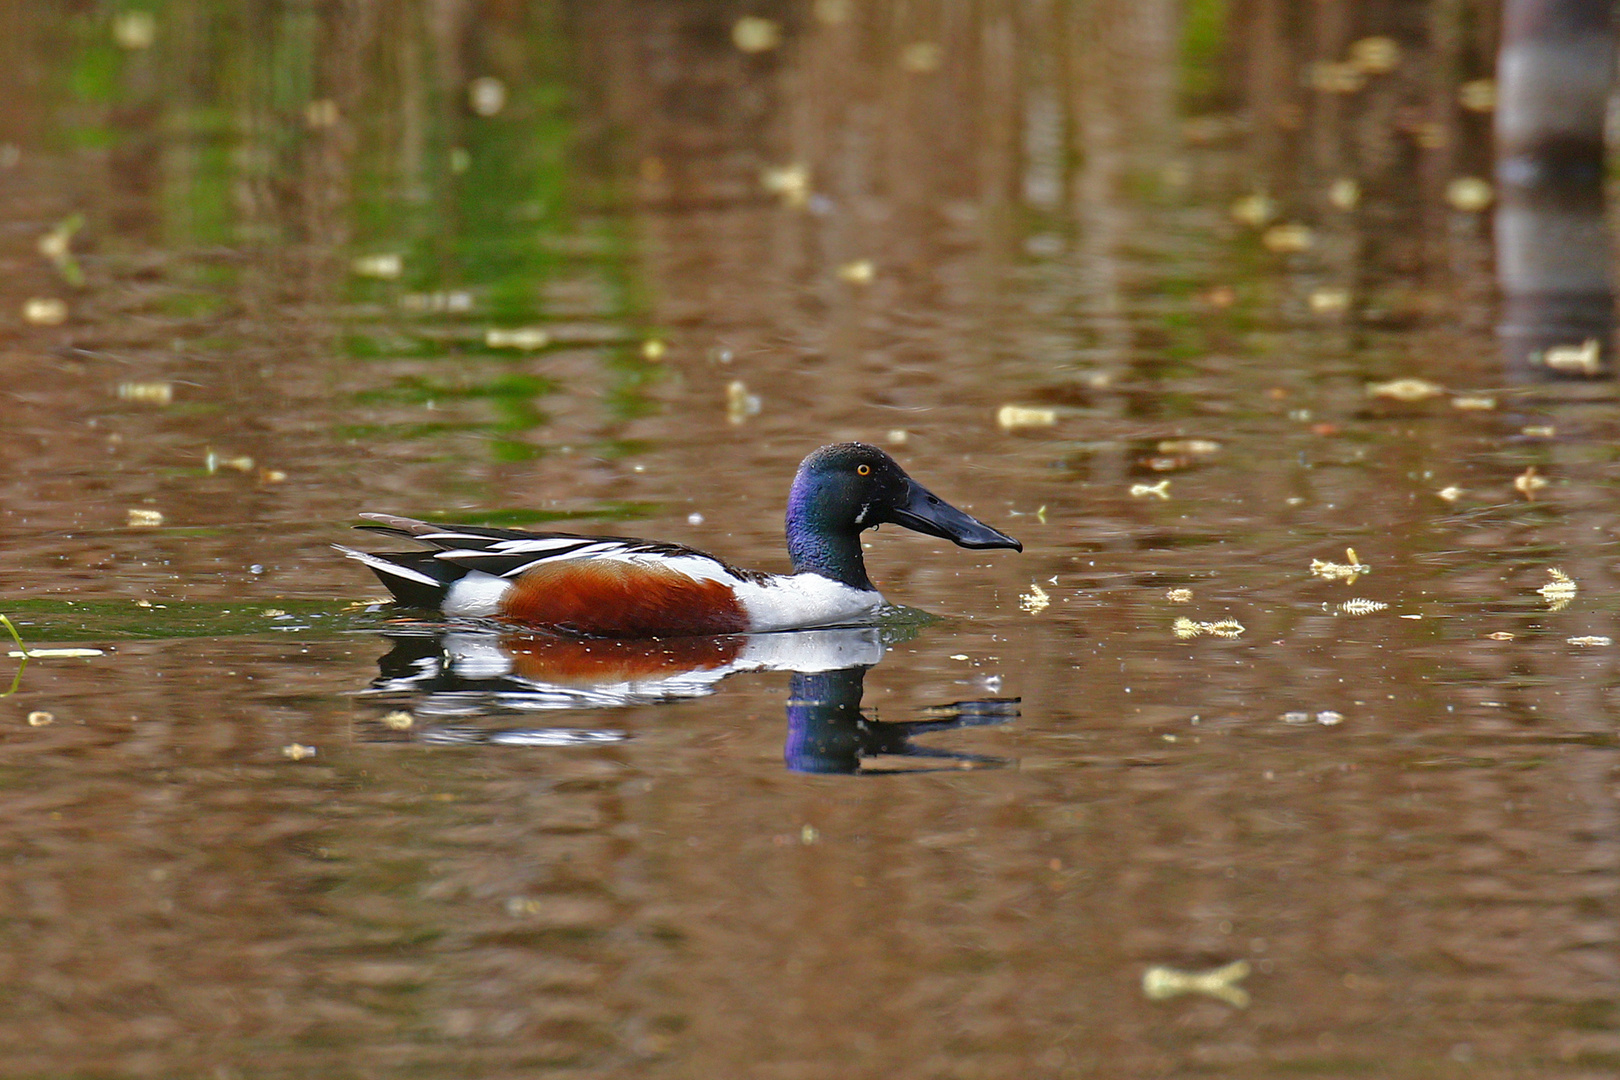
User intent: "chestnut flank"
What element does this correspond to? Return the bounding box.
[501,560,748,637]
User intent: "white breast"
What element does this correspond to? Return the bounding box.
[731,573,884,633]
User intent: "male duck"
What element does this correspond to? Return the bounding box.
[337,442,1021,638]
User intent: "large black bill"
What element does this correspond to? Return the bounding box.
[884,477,1022,551]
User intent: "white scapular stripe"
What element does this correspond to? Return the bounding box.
[334,545,441,587]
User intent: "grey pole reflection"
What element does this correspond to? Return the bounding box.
[1495,0,1615,378]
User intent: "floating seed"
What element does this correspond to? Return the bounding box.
[26,711,52,727]
[732,16,781,52]
[900,42,942,72]
[1521,426,1556,438]
[1174,617,1245,639]
[22,298,68,325]
[1436,486,1463,502]
[726,380,761,424]
[382,710,414,731]
[1143,960,1251,1008]
[1349,36,1400,74]
[1539,568,1576,610]
[997,405,1056,431]
[467,76,507,116]
[1309,288,1351,314]
[1311,548,1370,582]
[1328,178,1360,210]
[762,163,810,207]
[1540,338,1601,375]
[641,338,666,361]
[1338,599,1387,615]
[1568,636,1611,647]
[1317,711,1344,726]
[1446,177,1493,212]
[281,743,316,760]
[836,259,875,284]
[1451,395,1496,410]
[116,381,173,405]
[1166,588,1192,603]
[1230,194,1274,227]
[113,10,156,49]
[1261,223,1313,252]
[127,509,165,527]
[1018,583,1050,614]
[1367,377,1444,402]
[351,253,403,279]
[1459,79,1496,112]
[1487,631,1515,641]
[485,327,550,350]
[304,98,339,128]
[1157,439,1219,456]
[1514,467,1548,499]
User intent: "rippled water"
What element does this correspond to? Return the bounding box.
[2,2,1619,1077]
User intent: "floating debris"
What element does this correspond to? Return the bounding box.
[1521,425,1556,438]
[1307,61,1364,94]
[1309,287,1351,314]
[1459,79,1496,112]
[352,253,403,279]
[726,380,761,424]
[8,648,104,659]
[1514,467,1548,500]
[1174,617,1245,640]
[1328,178,1360,210]
[1018,583,1051,614]
[1317,710,1344,726]
[1487,631,1515,642]
[113,9,157,49]
[485,327,550,350]
[1130,481,1170,500]
[1143,960,1251,1008]
[899,41,943,73]
[1165,588,1193,603]
[1350,37,1401,74]
[205,449,254,474]
[1436,486,1463,502]
[732,16,781,52]
[38,215,85,286]
[1367,377,1444,402]
[400,290,473,313]
[1310,548,1370,583]
[22,297,68,325]
[814,0,851,23]
[127,509,165,527]
[1569,636,1611,647]
[1282,710,1342,726]
[836,259,875,284]
[886,429,908,445]
[281,743,317,761]
[1538,568,1577,610]
[761,163,810,207]
[1446,177,1493,212]
[116,381,173,405]
[1451,395,1496,411]
[467,76,507,116]
[1261,223,1313,253]
[382,710,414,731]
[1157,439,1219,456]
[1540,338,1601,376]
[641,338,667,361]
[1338,598,1387,616]
[26,711,53,727]
[304,98,339,128]
[997,405,1056,431]
[1230,193,1274,227]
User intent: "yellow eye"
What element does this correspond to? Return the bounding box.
[857,464,870,476]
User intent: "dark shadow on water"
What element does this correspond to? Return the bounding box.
[356,626,1018,775]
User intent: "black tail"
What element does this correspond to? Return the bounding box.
[333,544,466,610]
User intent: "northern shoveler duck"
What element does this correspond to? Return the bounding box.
[336,442,1021,638]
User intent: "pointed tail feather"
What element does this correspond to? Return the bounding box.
[334,544,463,609]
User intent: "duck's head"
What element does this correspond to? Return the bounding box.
[786,443,1021,588]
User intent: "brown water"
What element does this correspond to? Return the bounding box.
[2,2,1619,1077]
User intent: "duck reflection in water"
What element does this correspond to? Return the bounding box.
[361,626,1017,774]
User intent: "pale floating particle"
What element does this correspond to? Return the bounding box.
[732,16,781,52]
[1568,636,1611,647]
[725,380,761,424]
[449,147,471,174]
[1540,338,1601,375]
[116,381,173,405]
[1338,598,1387,615]
[1261,223,1313,253]
[1308,61,1364,93]
[1513,466,1548,500]
[686,512,704,525]
[997,404,1057,431]
[351,253,403,279]
[381,710,414,731]
[761,163,810,207]
[1035,505,1047,524]
[113,9,157,49]
[1130,481,1171,500]
[1166,588,1193,603]
[886,429,908,445]
[26,711,53,727]
[261,469,287,483]
[1446,177,1493,212]
[205,449,254,474]
[813,0,851,23]
[1367,377,1444,402]
[1538,568,1577,611]
[899,41,943,73]
[1280,711,1311,725]
[1018,583,1051,614]
[641,338,666,361]
[1436,485,1463,502]
[1459,79,1496,112]
[1309,287,1351,314]
[1349,36,1401,74]
[505,896,544,916]
[1328,177,1360,210]
[400,290,473,313]
[485,327,550,350]
[127,508,165,527]
[281,743,316,761]
[1157,439,1219,456]
[836,258,875,284]
[1142,960,1251,1008]
[1487,631,1515,641]
[1521,425,1556,438]
[1316,710,1344,726]
[950,654,970,661]
[1203,285,1237,309]
[468,76,507,116]
[1174,617,1245,640]
[1230,193,1274,227]
[304,98,339,128]
[22,297,68,325]
[1451,395,1496,411]
[0,144,18,169]
[1310,547,1371,583]
[9,648,103,659]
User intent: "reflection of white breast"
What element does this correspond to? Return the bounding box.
[734,627,885,671]
[733,574,884,633]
